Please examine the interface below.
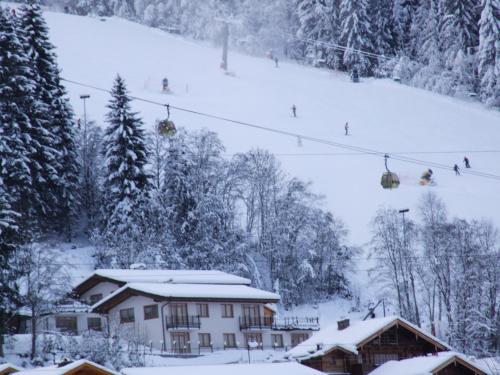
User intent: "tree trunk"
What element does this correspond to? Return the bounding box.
[31,307,37,359]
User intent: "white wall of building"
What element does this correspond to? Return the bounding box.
[106,295,311,352]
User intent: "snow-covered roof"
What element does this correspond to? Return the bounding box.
[0,363,22,374]
[122,362,324,375]
[474,358,500,375]
[286,316,451,359]
[92,282,280,312]
[84,269,250,286]
[14,360,119,375]
[368,352,489,375]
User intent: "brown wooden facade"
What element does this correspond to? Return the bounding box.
[0,366,20,375]
[301,322,449,375]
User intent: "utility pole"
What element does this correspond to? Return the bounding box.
[80,94,90,220]
[221,21,229,71]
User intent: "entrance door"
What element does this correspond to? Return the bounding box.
[171,332,190,354]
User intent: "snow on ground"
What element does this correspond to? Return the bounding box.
[1,7,496,305]
[42,12,500,248]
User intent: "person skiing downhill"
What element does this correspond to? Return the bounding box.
[453,164,460,175]
[345,122,349,136]
[274,57,279,68]
[162,77,169,92]
[291,104,297,117]
[464,156,471,168]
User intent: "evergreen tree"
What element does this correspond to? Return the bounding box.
[19,1,80,237]
[102,75,149,232]
[339,0,375,74]
[0,6,38,229]
[369,0,397,57]
[477,0,499,104]
[15,1,64,229]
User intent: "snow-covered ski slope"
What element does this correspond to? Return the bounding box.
[45,11,500,243]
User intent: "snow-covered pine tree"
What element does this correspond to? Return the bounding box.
[0,6,39,230]
[369,0,396,58]
[339,0,376,74]
[440,0,480,66]
[102,75,149,233]
[14,1,64,230]
[477,0,499,105]
[19,1,80,237]
[393,0,420,55]
[296,0,337,66]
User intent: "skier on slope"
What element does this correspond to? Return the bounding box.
[162,77,169,92]
[345,122,349,136]
[291,104,297,117]
[453,164,460,175]
[420,169,433,185]
[274,57,279,68]
[463,156,471,168]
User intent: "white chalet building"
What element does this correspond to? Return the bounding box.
[43,269,319,354]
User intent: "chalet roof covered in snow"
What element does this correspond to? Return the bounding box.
[92,282,280,312]
[0,363,22,375]
[368,352,489,375]
[286,316,451,359]
[13,360,119,375]
[73,269,251,295]
[122,362,324,375]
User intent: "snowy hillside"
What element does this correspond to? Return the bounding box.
[43,11,500,246]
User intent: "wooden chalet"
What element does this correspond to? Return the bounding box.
[13,360,118,375]
[0,364,21,375]
[286,316,451,375]
[368,352,489,375]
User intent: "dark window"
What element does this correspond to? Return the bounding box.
[272,334,284,348]
[373,353,398,366]
[223,333,237,348]
[221,304,233,318]
[120,308,135,323]
[198,333,211,347]
[55,316,77,334]
[89,294,103,305]
[143,304,159,320]
[291,333,309,347]
[87,317,102,331]
[171,332,190,354]
[197,303,209,318]
[244,333,263,347]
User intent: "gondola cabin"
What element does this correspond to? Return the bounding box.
[381,172,400,189]
[158,120,177,137]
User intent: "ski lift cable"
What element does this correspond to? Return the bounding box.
[294,36,393,61]
[61,78,500,182]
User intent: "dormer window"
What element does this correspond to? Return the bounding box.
[89,293,103,305]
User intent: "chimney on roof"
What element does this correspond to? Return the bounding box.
[57,358,73,368]
[337,318,350,331]
[129,263,146,270]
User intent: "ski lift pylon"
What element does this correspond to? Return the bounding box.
[380,154,400,189]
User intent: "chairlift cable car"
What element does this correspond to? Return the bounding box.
[380,154,400,189]
[157,104,177,137]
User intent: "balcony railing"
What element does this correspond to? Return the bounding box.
[239,316,273,330]
[166,315,201,330]
[273,317,320,331]
[239,316,320,331]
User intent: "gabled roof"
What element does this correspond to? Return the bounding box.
[286,316,451,360]
[122,362,324,375]
[368,352,489,375]
[0,363,22,375]
[92,282,280,313]
[73,269,251,296]
[13,360,119,375]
